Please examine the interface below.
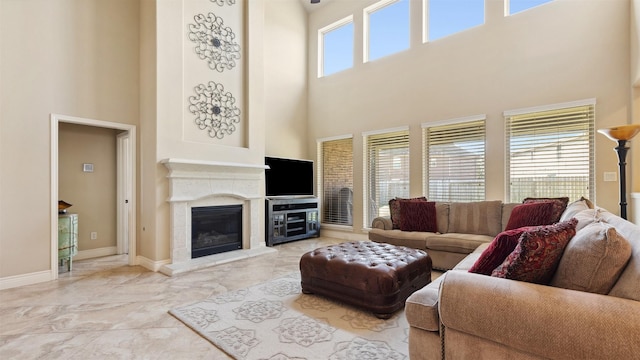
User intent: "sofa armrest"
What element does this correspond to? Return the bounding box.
[439,271,640,360]
[371,216,393,230]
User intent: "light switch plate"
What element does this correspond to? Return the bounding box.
[604,172,617,182]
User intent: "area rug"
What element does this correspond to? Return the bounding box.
[169,272,409,360]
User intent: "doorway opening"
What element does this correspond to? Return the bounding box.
[50,114,137,279]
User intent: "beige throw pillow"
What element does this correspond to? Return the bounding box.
[551,222,632,294]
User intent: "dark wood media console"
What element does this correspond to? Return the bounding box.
[265,197,320,246]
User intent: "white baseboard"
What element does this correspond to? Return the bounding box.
[320,229,368,242]
[137,255,171,272]
[74,246,118,260]
[0,270,53,290]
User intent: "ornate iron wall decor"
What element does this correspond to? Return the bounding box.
[188,13,241,72]
[210,0,236,5]
[189,81,241,139]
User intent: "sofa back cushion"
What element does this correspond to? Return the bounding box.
[448,200,503,237]
[599,211,640,301]
[551,221,631,294]
[435,203,450,233]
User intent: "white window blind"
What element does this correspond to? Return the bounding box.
[363,129,410,227]
[506,103,595,203]
[318,137,354,225]
[424,119,486,202]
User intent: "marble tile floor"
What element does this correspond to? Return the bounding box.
[0,237,441,359]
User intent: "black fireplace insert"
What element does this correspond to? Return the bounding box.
[191,205,242,258]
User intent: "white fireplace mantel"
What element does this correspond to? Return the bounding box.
[159,158,275,276]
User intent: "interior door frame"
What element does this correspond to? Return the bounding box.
[50,114,137,279]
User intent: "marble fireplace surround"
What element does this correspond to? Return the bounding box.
[159,158,276,276]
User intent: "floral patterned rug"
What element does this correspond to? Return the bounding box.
[169,272,409,360]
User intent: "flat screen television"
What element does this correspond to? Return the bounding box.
[265,157,314,197]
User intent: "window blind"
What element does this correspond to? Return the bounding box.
[319,137,353,225]
[424,120,486,202]
[363,129,410,227]
[505,104,595,203]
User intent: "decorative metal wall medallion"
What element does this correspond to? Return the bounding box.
[210,0,236,5]
[188,13,241,72]
[189,81,241,139]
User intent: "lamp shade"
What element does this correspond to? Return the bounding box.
[597,124,640,142]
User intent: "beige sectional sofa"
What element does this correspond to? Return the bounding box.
[369,200,518,270]
[371,201,640,359]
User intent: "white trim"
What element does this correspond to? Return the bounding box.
[137,256,172,273]
[503,98,596,117]
[316,134,353,143]
[74,246,118,261]
[421,114,486,129]
[363,0,404,63]
[0,270,52,291]
[51,113,138,280]
[362,125,410,137]
[318,15,353,78]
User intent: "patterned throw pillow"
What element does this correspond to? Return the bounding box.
[504,201,557,230]
[491,218,578,284]
[468,227,534,275]
[399,201,438,232]
[389,197,427,229]
[523,197,570,223]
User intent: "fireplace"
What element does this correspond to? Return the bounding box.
[160,159,276,276]
[191,205,242,258]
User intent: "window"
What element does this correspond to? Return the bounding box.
[423,116,486,201]
[364,0,410,62]
[319,16,354,77]
[318,136,354,226]
[425,0,484,42]
[505,100,595,203]
[363,128,410,227]
[506,0,553,16]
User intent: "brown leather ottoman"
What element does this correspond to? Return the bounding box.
[299,241,432,318]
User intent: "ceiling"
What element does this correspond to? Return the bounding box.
[298,0,333,13]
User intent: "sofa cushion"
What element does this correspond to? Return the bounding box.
[491,218,577,284]
[454,243,489,271]
[389,197,427,229]
[551,221,631,294]
[368,229,430,250]
[426,233,493,254]
[504,201,557,230]
[399,200,437,232]
[435,202,450,234]
[523,196,569,223]
[559,197,593,222]
[448,200,503,237]
[468,227,534,275]
[598,211,640,301]
[573,208,603,231]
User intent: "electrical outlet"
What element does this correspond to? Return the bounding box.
[90,232,98,240]
[604,172,617,182]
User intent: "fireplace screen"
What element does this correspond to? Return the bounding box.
[191,205,242,258]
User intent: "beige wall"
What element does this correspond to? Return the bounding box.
[0,0,139,279]
[59,123,118,251]
[264,0,309,159]
[308,0,632,233]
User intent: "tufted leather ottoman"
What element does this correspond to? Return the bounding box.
[299,241,432,318]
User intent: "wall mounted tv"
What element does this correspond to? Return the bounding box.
[265,157,314,197]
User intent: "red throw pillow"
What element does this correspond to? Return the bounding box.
[505,201,557,231]
[399,201,437,232]
[491,218,578,285]
[468,227,535,275]
[389,197,427,229]
[523,197,570,223]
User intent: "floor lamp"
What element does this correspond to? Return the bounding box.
[597,124,640,220]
